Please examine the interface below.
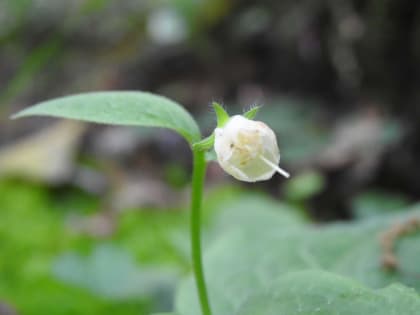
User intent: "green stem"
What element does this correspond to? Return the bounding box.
[190,149,212,315]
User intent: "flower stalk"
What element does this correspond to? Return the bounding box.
[190,148,212,315]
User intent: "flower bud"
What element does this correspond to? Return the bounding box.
[214,115,289,182]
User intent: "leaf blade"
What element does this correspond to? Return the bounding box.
[12,91,201,144]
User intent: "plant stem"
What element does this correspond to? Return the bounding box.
[190,149,212,315]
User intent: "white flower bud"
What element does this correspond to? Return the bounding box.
[214,115,290,182]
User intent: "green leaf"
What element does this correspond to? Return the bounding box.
[176,202,420,315]
[212,102,229,127]
[12,91,201,144]
[236,270,420,315]
[53,244,177,302]
[212,195,305,234]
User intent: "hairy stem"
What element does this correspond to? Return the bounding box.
[190,149,212,315]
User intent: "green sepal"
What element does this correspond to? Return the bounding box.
[243,105,261,120]
[192,133,215,152]
[212,102,229,127]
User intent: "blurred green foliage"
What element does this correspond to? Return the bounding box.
[284,170,325,201]
[176,196,420,315]
[0,37,61,107]
[0,178,243,314]
[52,244,178,312]
[0,179,150,314]
[352,190,411,220]
[1,175,419,314]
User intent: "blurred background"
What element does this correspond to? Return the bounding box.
[1,0,420,314]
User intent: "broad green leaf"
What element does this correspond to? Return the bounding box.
[53,244,177,301]
[236,270,420,315]
[176,202,420,315]
[12,91,201,144]
[211,194,305,234]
